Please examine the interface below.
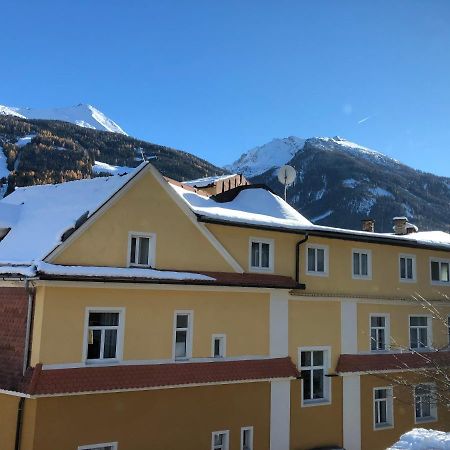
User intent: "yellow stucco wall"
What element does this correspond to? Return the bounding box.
[0,394,19,450]
[360,374,450,450]
[52,170,233,272]
[206,224,300,277]
[31,286,270,366]
[24,383,270,450]
[300,236,450,299]
[357,302,450,352]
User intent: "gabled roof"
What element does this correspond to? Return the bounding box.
[0,163,148,265]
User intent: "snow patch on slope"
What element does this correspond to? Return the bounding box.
[0,104,127,135]
[92,161,133,176]
[311,210,333,223]
[225,136,305,178]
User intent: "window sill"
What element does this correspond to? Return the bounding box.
[399,278,417,284]
[374,423,394,431]
[84,359,120,366]
[352,275,372,281]
[415,416,437,424]
[301,399,331,408]
[305,271,328,278]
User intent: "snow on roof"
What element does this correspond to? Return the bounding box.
[36,262,214,281]
[170,183,313,229]
[182,174,238,188]
[0,163,147,264]
[387,428,449,450]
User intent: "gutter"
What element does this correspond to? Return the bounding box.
[23,280,35,375]
[14,397,24,450]
[295,234,309,285]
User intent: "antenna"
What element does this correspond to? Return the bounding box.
[277,165,297,202]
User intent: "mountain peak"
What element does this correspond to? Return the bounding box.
[0,103,127,135]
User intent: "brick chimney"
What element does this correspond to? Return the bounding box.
[393,217,408,235]
[361,218,375,233]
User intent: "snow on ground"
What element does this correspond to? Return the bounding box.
[387,428,449,450]
[92,161,133,176]
[0,147,10,179]
[311,210,333,223]
[342,178,359,188]
[36,262,214,281]
[183,174,237,188]
[15,134,36,147]
[368,187,394,198]
[1,104,126,135]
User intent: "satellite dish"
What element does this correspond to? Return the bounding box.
[277,165,297,201]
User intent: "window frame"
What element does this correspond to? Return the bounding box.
[408,314,433,350]
[82,307,125,364]
[78,444,118,450]
[248,237,274,273]
[373,386,394,430]
[429,257,450,285]
[305,244,329,277]
[172,310,194,361]
[211,430,230,450]
[127,231,156,268]
[399,253,417,283]
[414,382,438,424]
[240,426,254,450]
[298,345,332,407]
[211,334,227,358]
[351,248,372,280]
[369,313,390,352]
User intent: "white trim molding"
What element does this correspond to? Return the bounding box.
[127,231,156,268]
[211,334,227,358]
[172,310,194,360]
[78,442,118,450]
[399,253,417,283]
[248,237,275,273]
[270,380,290,450]
[369,313,391,352]
[305,244,329,277]
[269,291,289,357]
[341,301,357,354]
[211,430,229,450]
[373,386,394,431]
[343,375,361,450]
[240,426,254,450]
[351,248,372,280]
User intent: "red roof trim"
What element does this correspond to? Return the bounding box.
[23,358,299,396]
[336,351,450,374]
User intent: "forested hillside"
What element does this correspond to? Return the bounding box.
[0,116,225,195]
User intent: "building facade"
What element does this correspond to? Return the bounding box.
[0,162,448,450]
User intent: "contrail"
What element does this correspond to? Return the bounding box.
[358,116,371,124]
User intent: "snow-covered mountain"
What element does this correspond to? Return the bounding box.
[226,136,398,178]
[228,136,450,233]
[0,104,127,135]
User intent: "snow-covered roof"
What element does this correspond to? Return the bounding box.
[170,183,312,229]
[0,163,147,264]
[182,174,238,188]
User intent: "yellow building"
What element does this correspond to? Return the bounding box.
[0,162,448,450]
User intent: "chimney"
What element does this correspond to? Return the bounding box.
[393,217,408,235]
[361,218,375,233]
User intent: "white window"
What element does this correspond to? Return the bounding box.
[430,258,450,284]
[306,245,328,276]
[85,309,124,362]
[173,311,193,360]
[414,383,437,423]
[370,314,390,351]
[128,232,155,267]
[352,249,372,279]
[299,347,331,406]
[399,254,416,282]
[409,316,432,350]
[212,431,229,450]
[241,427,253,450]
[212,334,226,358]
[78,442,118,450]
[373,387,394,429]
[249,238,274,272]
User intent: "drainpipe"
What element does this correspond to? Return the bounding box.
[295,234,309,285]
[14,397,25,450]
[23,279,35,375]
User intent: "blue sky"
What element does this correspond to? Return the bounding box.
[2,1,450,175]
